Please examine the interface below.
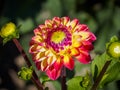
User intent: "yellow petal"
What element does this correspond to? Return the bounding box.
[69,19,79,30]
[61,17,70,25]
[45,20,53,28]
[70,48,79,56]
[41,58,49,71]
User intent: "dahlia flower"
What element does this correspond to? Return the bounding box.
[29,17,96,80]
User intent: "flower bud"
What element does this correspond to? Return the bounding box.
[0,22,19,44]
[107,42,120,58]
[106,36,120,58]
[18,66,33,80]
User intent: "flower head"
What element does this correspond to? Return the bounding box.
[29,17,96,80]
[0,22,19,44]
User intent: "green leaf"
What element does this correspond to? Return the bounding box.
[40,74,51,85]
[100,62,120,87]
[91,52,120,88]
[17,18,34,34]
[67,76,86,90]
[91,52,109,80]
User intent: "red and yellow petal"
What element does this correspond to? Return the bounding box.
[45,20,53,28]
[61,17,70,25]
[31,35,43,44]
[41,58,49,71]
[69,19,79,30]
[53,17,61,26]
[63,55,74,70]
[46,66,61,80]
[54,57,63,70]
[76,24,89,32]
[29,44,41,53]
[34,28,41,35]
[70,47,80,56]
[76,50,91,64]
[72,35,82,47]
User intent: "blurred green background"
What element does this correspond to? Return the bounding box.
[0,0,120,90]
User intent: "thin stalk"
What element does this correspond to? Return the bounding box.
[61,66,67,90]
[13,38,44,90]
[91,60,111,90]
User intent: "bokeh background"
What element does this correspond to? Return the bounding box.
[0,0,120,90]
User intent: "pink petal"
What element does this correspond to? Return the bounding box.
[54,58,63,70]
[61,17,70,25]
[79,24,89,31]
[89,32,96,42]
[46,66,61,80]
[82,41,94,50]
[63,55,74,70]
[70,48,80,56]
[69,19,79,29]
[45,20,53,27]
[29,44,41,53]
[35,61,41,70]
[76,52,91,64]
[34,28,41,35]
[53,17,61,26]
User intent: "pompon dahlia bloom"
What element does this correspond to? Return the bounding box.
[29,17,96,80]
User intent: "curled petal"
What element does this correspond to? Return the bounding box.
[32,52,46,61]
[70,47,80,56]
[82,41,94,50]
[89,32,96,42]
[29,44,46,54]
[53,17,61,26]
[31,35,43,44]
[63,55,74,70]
[69,19,79,30]
[54,57,63,70]
[46,66,61,80]
[29,44,41,53]
[45,20,53,27]
[76,24,89,32]
[72,35,82,47]
[76,51,91,64]
[35,61,41,70]
[61,17,70,25]
[34,28,41,35]
[41,58,49,71]
[47,56,56,65]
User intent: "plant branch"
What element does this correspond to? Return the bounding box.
[61,66,67,90]
[13,38,44,90]
[91,60,111,90]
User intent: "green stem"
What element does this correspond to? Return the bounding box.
[61,66,67,90]
[13,39,44,90]
[91,60,111,90]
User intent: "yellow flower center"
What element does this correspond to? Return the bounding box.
[51,31,66,43]
[0,22,16,38]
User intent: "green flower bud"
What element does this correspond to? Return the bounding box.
[81,76,90,88]
[107,42,120,58]
[80,73,91,88]
[106,36,120,59]
[0,22,19,44]
[18,66,33,80]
